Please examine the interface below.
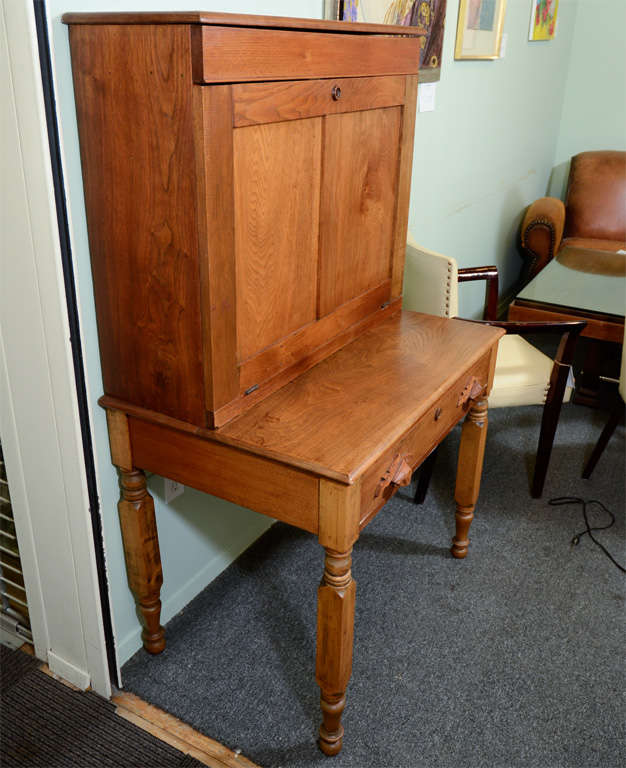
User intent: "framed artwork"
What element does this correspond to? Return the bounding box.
[454,0,507,60]
[325,1,448,82]
[529,0,559,41]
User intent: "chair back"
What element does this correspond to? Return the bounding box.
[403,239,459,318]
[564,151,626,242]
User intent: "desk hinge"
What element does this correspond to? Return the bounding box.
[244,384,259,396]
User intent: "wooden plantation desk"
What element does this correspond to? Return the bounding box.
[64,11,504,755]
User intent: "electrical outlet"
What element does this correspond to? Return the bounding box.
[164,477,184,503]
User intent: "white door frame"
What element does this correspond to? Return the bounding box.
[0,0,111,696]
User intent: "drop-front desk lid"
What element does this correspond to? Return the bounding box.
[210,311,502,482]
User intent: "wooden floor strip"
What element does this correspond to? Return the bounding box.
[112,691,260,768]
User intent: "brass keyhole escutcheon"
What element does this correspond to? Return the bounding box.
[434,407,442,421]
[332,85,342,101]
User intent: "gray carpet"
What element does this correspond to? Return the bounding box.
[122,403,625,768]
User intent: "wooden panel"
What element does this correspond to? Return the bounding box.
[318,107,402,317]
[193,85,239,414]
[390,75,418,298]
[508,300,624,343]
[211,297,400,427]
[234,118,322,362]
[68,25,205,425]
[358,352,492,528]
[193,26,420,83]
[63,11,425,36]
[129,418,319,533]
[218,312,504,482]
[239,282,391,392]
[232,76,406,127]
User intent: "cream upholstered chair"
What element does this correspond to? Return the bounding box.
[403,239,586,497]
[582,326,625,478]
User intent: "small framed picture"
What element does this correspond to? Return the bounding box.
[529,0,559,41]
[454,0,507,60]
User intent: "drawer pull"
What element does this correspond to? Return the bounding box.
[374,454,412,498]
[331,85,342,101]
[457,376,485,408]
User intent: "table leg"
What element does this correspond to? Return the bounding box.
[316,479,360,756]
[106,408,165,654]
[452,397,488,559]
[316,547,356,756]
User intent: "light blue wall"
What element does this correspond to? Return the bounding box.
[550,0,626,198]
[407,0,579,316]
[48,0,321,670]
[50,0,591,670]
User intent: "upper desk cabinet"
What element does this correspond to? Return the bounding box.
[65,12,422,427]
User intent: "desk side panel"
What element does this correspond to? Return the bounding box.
[128,418,319,533]
[68,24,205,425]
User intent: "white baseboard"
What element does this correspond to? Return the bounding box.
[48,649,91,690]
[116,517,274,669]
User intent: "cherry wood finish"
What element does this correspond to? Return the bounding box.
[68,18,421,429]
[66,13,502,756]
[62,10,424,35]
[232,76,406,128]
[452,398,488,558]
[192,26,421,83]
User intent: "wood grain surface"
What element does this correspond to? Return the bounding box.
[232,76,406,127]
[193,85,240,418]
[193,26,420,83]
[129,418,319,533]
[318,107,401,316]
[69,24,205,424]
[234,118,321,362]
[63,10,426,36]
[219,311,504,481]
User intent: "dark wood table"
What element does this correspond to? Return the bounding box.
[509,248,625,405]
[509,248,625,344]
[104,310,503,755]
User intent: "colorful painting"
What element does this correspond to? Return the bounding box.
[454,0,507,60]
[529,0,558,41]
[332,1,448,82]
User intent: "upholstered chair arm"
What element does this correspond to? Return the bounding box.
[520,197,566,280]
[458,266,499,321]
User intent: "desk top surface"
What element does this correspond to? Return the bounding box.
[216,311,502,482]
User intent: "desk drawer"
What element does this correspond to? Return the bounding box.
[359,351,492,528]
[191,26,420,83]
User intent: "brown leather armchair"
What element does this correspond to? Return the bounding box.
[520,150,626,281]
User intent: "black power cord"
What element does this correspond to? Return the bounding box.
[549,497,626,573]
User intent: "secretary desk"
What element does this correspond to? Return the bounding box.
[64,11,504,755]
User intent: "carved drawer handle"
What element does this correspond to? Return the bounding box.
[331,85,342,101]
[374,454,413,499]
[457,376,485,408]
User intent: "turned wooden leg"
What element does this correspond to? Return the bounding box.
[316,547,356,756]
[118,469,165,654]
[452,397,488,559]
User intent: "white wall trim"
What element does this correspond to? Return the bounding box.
[1,0,111,696]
